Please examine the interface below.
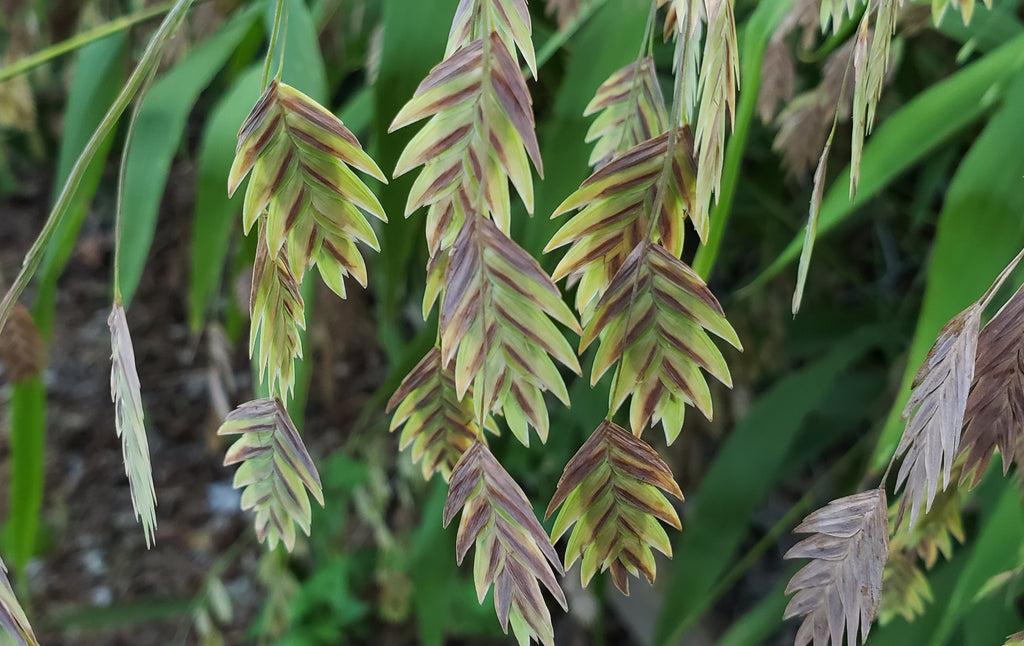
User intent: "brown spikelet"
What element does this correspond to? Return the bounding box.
[439,217,581,445]
[0,303,44,382]
[444,442,567,646]
[229,80,386,299]
[218,398,324,552]
[580,242,740,442]
[545,421,683,594]
[960,282,1024,488]
[387,347,491,482]
[784,488,889,646]
[758,38,796,125]
[1007,631,1024,646]
[544,0,584,29]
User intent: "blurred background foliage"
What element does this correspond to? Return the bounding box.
[0,0,1024,644]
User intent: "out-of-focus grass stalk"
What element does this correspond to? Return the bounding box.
[0,0,197,335]
[0,1,175,84]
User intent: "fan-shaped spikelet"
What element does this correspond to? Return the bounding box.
[547,128,699,319]
[249,238,305,399]
[387,347,492,481]
[109,303,157,546]
[879,549,932,625]
[583,58,669,169]
[784,489,889,646]
[218,398,324,552]
[390,29,541,244]
[440,218,581,445]
[444,442,567,646]
[581,243,740,442]
[228,80,387,298]
[0,557,37,645]
[546,421,683,594]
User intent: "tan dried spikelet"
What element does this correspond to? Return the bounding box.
[0,556,38,646]
[0,303,44,382]
[444,442,567,646]
[218,398,324,552]
[546,421,683,594]
[784,488,889,646]
[581,243,740,442]
[1007,631,1024,646]
[894,248,1024,528]
[109,303,158,547]
[229,79,387,298]
[894,304,980,529]
[249,237,305,400]
[386,347,492,482]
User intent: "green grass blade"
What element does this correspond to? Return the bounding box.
[652,326,882,646]
[691,0,795,280]
[2,378,46,574]
[35,34,129,337]
[0,0,197,334]
[745,31,1024,294]
[871,65,1024,472]
[117,5,261,306]
[189,65,262,332]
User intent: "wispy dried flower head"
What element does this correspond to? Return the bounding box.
[109,303,158,547]
[219,398,324,552]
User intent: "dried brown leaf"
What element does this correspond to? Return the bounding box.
[444,442,567,645]
[784,488,889,646]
